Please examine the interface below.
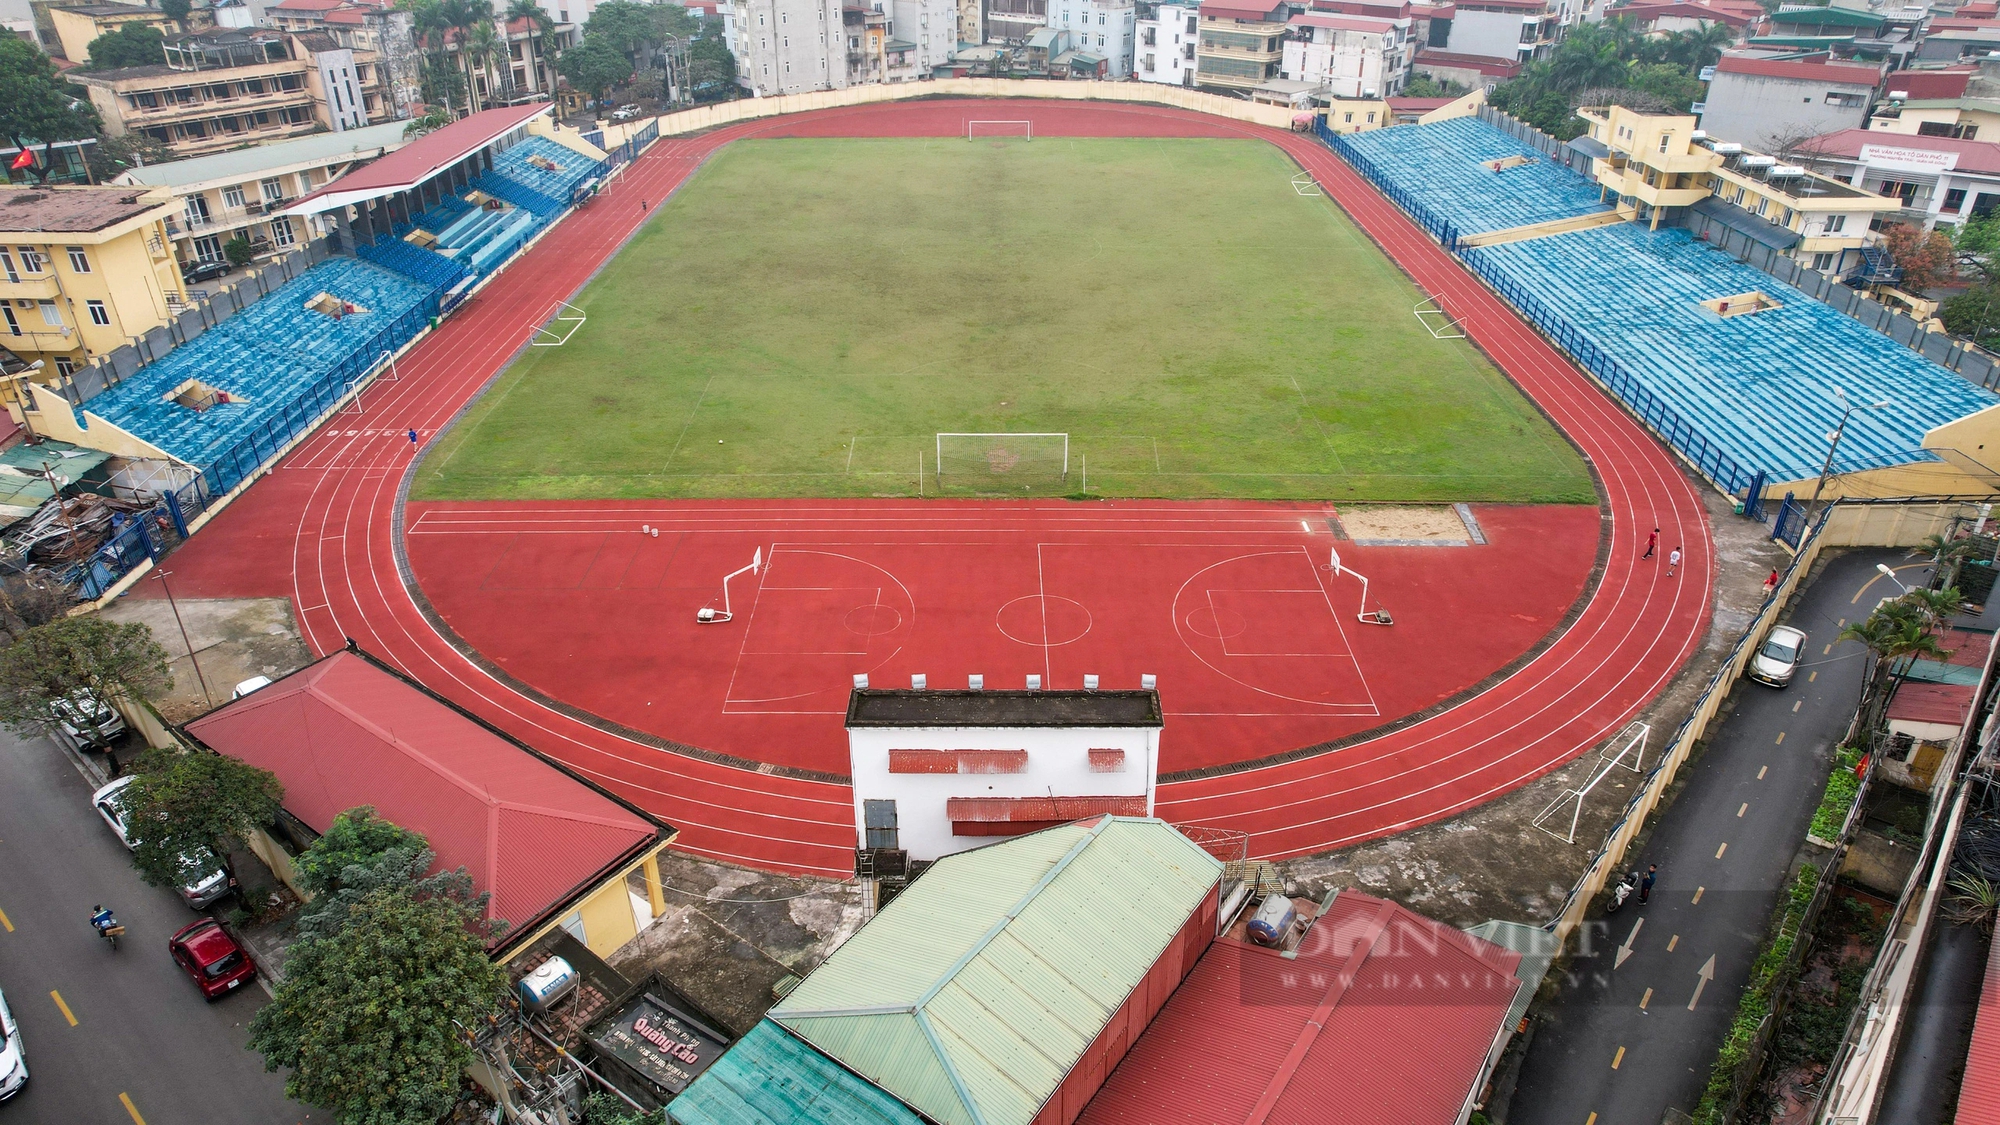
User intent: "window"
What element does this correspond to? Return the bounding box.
[37,301,60,327]
[54,357,74,379]
[1,305,16,336]
[193,235,224,262]
[1344,111,1352,122]
[559,912,585,943]
[1946,188,1968,212]
[86,300,109,327]
[863,799,899,849]
[783,35,789,46]
[271,216,295,247]
[1658,134,1669,153]
[1824,213,1846,233]
[65,247,88,273]
[1824,91,1866,108]
[17,248,42,274]
[1811,251,1836,271]
[0,249,13,284]
[222,184,246,209]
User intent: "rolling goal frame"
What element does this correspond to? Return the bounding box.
[967,120,1033,140]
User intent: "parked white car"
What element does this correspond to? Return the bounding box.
[51,689,125,749]
[91,778,235,909]
[1748,625,1808,688]
[231,676,272,700]
[0,983,25,1100]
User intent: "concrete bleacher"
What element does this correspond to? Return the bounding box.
[477,136,603,215]
[86,258,436,468]
[1463,223,1999,482]
[1340,116,1609,236]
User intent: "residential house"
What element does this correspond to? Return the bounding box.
[71,28,392,158]
[728,0,849,95]
[1598,1,1757,38]
[888,0,955,76]
[1792,127,2000,229]
[957,0,981,43]
[111,119,411,270]
[44,2,175,63]
[265,0,426,121]
[0,186,186,402]
[1135,1,1197,85]
[1870,64,1995,142]
[1571,104,1897,270]
[1411,46,1518,89]
[1697,52,1883,151]
[1437,0,1559,64]
[986,0,1045,44]
[1047,0,1133,76]
[1282,11,1410,97]
[1195,0,1292,92]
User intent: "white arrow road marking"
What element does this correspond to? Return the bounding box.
[1615,917,1644,969]
[1688,955,1717,1010]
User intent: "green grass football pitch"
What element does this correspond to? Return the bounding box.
[412,136,1595,503]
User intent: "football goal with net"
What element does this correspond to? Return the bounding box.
[966,120,1033,140]
[935,433,1069,487]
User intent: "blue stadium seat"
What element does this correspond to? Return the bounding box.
[1341,117,1609,235]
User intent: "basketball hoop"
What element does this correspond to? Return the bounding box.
[697,547,762,624]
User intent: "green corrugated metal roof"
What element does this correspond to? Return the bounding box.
[1770,6,1884,29]
[669,1020,928,1125]
[770,817,1221,1125]
[1746,34,1856,48]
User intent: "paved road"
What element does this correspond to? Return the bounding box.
[1511,548,1912,1125]
[0,730,315,1124]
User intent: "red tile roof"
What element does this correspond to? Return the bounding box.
[186,649,667,944]
[1963,934,2000,1124]
[1078,891,1522,1125]
[1389,95,1457,111]
[1887,67,1977,100]
[1803,127,2000,175]
[1203,0,1290,17]
[1713,53,1882,86]
[286,101,552,213]
[1886,681,1977,727]
[270,0,346,10]
[946,795,1149,822]
[1306,0,1413,17]
[1609,2,1756,28]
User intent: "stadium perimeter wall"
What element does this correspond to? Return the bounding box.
[650,79,1299,135]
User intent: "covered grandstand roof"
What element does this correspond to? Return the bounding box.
[284,101,553,215]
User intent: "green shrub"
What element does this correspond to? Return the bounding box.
[1691,864,1819,1124]
[1809,749,1863,841]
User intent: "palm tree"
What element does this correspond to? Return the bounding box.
[398,0,463,113]
[1549,30,1627,94]
[1913,533,1981,590]
[1841,611,1953,740]
[466,19,504,107]
[1681,24,1735,71]
[505,0,549,95]
[439,0,491,112]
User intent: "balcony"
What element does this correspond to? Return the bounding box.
[1,323,79,350]
[121,86,313,124]
[1,276,61,300]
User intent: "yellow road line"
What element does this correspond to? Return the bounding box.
[0,906,11,932]
[1775,732,1786,745]
[1639,987,1653,1010]
[1611,1046,1626,1069]
[1668,933,1680,951]
[120,1092,147,1125]
[1716,842,1729,859]
[1823,644,1833,655]
[1738,803,1748,817]
[1586,1115,1598,1125]
[1809,670,1818,682]
[1792,700,1802,713]
[1692,886,1706,904]
[1758,765,1768,779]
[50,990,76,1027]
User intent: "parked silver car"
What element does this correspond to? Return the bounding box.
[0,984,25,1100]
[91,777,236,909]
[1748,625,1808,687]
[51,689,125,749]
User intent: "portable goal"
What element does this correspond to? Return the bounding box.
[935,433,1068,487]
[967,120,1033,140]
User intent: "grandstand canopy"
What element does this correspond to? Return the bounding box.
[283,102,553,217]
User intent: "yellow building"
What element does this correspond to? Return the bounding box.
[0,185,185,402]
[1573,105,1899,269]
[46,3,177,65]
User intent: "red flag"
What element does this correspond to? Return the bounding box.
[9,150,34,171]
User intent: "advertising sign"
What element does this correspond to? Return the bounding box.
[589,994,728,1096]
[1858,143,1960,174]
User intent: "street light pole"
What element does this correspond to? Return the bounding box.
[151,568,213,709]
[1810,391,1893,507]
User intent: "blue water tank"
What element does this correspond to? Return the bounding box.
[1247,894,1296,948]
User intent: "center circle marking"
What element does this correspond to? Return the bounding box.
[996,595,1092,647]
[844,604,903,636]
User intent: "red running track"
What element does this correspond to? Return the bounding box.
[142,99,1713,876]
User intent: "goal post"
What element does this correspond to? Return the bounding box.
[967,120,1033,140]
[935,433,1069,483]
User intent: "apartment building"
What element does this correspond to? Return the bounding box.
[987,0,1045,43]
[1697,53,1882,151]
[1136,0,1197,85]
[888,0,955,75]
[45,3,176,63]
[1196,0,1293,92]
[1440,0,1558,63]
[1792,129,2000,231]
[1869,64,1994,142]
[0,186,185,394]
[1047,0,1133,76]
[728,0,849,94]
[1573,105,1896,269]
[265,0,426,120]
[72,28,391,158]
[1281,11,1409,96]
[958,0,981,43]
[112,119,409,271]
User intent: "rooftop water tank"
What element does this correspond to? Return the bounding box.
[1247,894,1297,948]
[1714,142,1744,156]
[518,957,579,1012]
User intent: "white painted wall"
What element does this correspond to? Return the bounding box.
[849,724,1159,862]
[1135,2,1197,85]
[1445,7,1532,62]
[1282,24,1404,97]
[1047,0,1134,76]
[889,0,957,74]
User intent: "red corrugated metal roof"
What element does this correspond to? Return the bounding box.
[1415,49,1522,76]
[285,101,553,214]
[1078,891,1521,1125]
[1886,681,1976,727]
[1610,2,1755,28]
[1961,928,2000,1122]
[946,795,1147,822]
[1889,67,1977,100]
[1714,53,1882,86]
[1944,628,1994,669]
[1389,96,1456,111]
[187,650,663,939]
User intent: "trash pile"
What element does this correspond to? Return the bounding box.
[1,494,178,599]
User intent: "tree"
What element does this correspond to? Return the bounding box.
[159,0,193,27]
[1840,609,1952,739]
[1880,223,1959,292]
[120,747,283,890]
[248,875,507,1125]
[86,130,174,181]
[1401,75,1465,99]
[0,37,100,184]
[0,616,171,738]
[687,26,737,100]
[294,806,428,900]
[465,18,504,103]
[558,36,632,104]
[0,576,68,647]
[1944,285,2000,344]
[401,104,454,137]
[585,0,671,70]
[84,23,168,70]
[1547,26,1627,93]
[223,235,256,266]
[440,0,491,111]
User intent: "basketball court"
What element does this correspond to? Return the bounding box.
[402,498,1600,778]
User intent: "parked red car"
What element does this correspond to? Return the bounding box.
[168,920,257,1000]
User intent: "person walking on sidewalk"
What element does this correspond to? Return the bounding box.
[1643,528,1659,560]
[1640,864,1657,904]
[1667,547,1682,577]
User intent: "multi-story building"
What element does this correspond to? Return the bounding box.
[1195,0,1292,92]
[728,0,848,95]
[44,3,175,63]
[888,0,955,74]
[1136,0,1197,85]
[1869,64,1994,143]
[72,28,391,158]
[112,119,410,272]
[986,0,1045,43]
[1572,105,1897,270]
[266,0,427,120]
[957,0,981,43]
[1046,0,1132,76]
[1789,128,2000,232]
[0,186,186,398]
[1697,52,1882,151]
[1439,0,1558,63]
[1281,11,1409,97]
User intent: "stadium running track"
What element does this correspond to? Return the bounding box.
[145,99,1714,877]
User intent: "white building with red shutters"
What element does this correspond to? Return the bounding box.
[844,679,1163,862]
